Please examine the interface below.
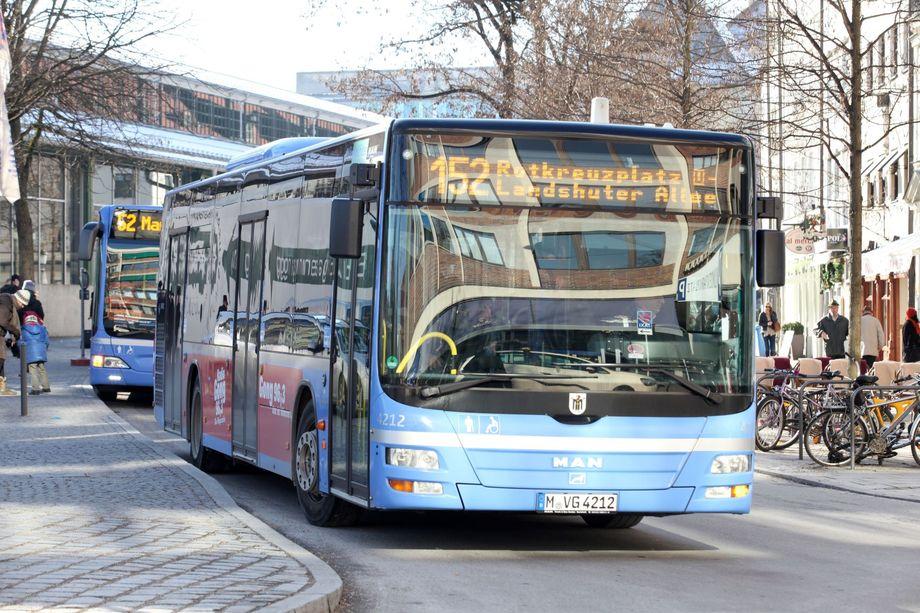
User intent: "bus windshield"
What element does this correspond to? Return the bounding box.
[380,206,751,400]
[103,240,159,339]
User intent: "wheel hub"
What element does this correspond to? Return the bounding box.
[295,429,319,493]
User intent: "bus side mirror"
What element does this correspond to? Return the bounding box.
[78,222,100,261]
[756,229,786,287]
[329,197,363,259]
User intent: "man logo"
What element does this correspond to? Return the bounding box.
[569,392,587,415]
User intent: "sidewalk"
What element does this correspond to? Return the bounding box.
[0,338,341,612]
[756,447,920,503]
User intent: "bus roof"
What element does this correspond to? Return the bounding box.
[166,118,752,199]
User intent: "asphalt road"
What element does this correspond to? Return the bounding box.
[111,396,920,613]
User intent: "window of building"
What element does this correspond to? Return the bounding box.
[531,233,578,269]
[113,166,136,201]
[867,47,874,91]
[23,155,67,284]
[891,25,898,78]
[878,37,886,85]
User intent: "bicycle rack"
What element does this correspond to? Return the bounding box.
[846,385,920,470]
[754,371,853,460]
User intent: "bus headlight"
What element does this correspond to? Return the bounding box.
[386,448,440,470]
[92,355,129,369]
[711,454,751,474]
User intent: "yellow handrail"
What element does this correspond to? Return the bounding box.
[395,332,458,375]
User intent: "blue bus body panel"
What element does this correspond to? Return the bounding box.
[366,388,754,513]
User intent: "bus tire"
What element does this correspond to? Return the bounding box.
[93,386,117,402]
[189,378,226,473]
[581,513,643,529]
[294,402,359,527]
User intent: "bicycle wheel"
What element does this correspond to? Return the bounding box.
[773,397,803,450]
[756,395,785,451]
[803,410,870,467]
[910,413,920,466]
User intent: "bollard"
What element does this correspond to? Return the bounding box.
[19,339,27,417]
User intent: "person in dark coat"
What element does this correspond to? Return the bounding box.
[816,300,849,359]
[902,308,920,363]
[0,290,27,393]
[0,274,21,294]
[19,280,44,320]
[759,304,779,356]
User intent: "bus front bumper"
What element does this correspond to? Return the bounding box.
[89,366,153,388]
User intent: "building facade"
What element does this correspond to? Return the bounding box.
[765,0,919,360]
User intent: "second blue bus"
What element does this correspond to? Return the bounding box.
[79,204,162,401]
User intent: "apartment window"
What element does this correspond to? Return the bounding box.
[867,48,874,91]
[890,158,901,200]
[878,38,886,85]
[868,180,875,206]
[879,175,887,205]
[891,26,898,78]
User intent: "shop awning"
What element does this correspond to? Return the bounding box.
[861,233,920,277]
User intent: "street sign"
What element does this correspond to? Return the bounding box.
[637,310,654,335]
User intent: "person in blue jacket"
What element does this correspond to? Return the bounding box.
[21,309,50,394]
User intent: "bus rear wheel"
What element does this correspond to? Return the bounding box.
[581,513,644,529]
[189,378,226,473]
[294,402,359,527]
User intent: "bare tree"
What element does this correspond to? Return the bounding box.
[766,0,912,365]
[3,0,175,279]
[316,0,530,118]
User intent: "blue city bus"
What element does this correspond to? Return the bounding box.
[79,205,163,401]
[156,119,783,527]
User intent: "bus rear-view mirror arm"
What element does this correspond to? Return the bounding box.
[78,221,101,261]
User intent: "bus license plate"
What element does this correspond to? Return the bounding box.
[537,493,618,514]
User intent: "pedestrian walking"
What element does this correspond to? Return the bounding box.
[21,310,49,394]
[0,290,27,395]
[0,273,21,294]
[902,308,920,363]
[759,304,780,356]
[860,305,885,368]
[816,300,849,359]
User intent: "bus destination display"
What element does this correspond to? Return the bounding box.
[112,209,162,240]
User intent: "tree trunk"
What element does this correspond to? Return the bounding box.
[847,0,862,375]
[9,115,34,281]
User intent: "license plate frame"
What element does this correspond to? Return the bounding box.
[537,492,618,514]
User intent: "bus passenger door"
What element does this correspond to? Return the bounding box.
[330,211,374,502]
[231,213,267,460]
[163,230,188,435]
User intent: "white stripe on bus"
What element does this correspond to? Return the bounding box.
[372,430,753,453]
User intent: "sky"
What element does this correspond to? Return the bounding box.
[146,0,477,93]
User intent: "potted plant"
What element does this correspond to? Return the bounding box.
[782,322,805,358]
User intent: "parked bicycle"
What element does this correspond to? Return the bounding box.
[803,374,920,467]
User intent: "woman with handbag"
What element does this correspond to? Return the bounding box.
[759,304,780,356]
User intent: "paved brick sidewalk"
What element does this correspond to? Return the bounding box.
[0,339,341,612]
[756,447,920,503]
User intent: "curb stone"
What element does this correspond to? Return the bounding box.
[100,405,343,613]
[755,468,920,505]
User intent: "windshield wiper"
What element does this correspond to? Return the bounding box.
[561,363,723,404]
[419,372,597,399]
[614,365,722,404]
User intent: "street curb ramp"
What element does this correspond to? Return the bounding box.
[101,405,343,613]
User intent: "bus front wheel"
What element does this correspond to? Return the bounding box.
[581,513,644,529]
[294,402,359,527]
